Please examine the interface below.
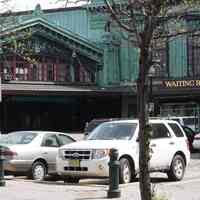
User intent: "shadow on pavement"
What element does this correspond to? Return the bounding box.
[191,152,200,159]
[133,177,170,184]
[150,177,170,183]
[9,172,176,186]
[32,176,171,187]
[32,178,109,187]
[75,197,107,200]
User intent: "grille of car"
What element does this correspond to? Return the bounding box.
[64,150,91,160]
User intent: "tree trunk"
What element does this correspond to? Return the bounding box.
[138,49,151,200]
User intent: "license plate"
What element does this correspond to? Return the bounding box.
[68,159,80,167]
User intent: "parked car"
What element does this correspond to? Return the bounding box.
[181,126,197,152]
[167,116,198,132]
[0,131,76,180]
[192,132,200,150]
[57,119,190,184]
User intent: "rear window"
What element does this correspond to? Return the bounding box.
[0,132,38,144]
[168,123,184,137]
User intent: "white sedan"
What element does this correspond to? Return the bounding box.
[0,131,76,180]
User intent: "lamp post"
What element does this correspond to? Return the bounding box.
[148,63,159,116]
[0,146,5,186]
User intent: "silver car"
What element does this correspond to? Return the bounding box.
[0,131,76,180]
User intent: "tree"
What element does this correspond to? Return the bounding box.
[0,3,39,82]
[59,0,199,199]
[101,1,200,200]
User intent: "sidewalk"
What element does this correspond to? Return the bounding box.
[1,153,200,200]
[0,177,141,200]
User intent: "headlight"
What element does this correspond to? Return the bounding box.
[92,149,110,159]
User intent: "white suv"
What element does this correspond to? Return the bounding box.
[56,119,190,184]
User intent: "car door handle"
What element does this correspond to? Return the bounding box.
[150,144,156,147]
[42,152,48,155]
[169,142,175,145]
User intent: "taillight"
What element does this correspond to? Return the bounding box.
[2,150,18,158]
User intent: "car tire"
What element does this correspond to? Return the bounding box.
[30,161,47,181]
[167,155,185,181]
[119,158,132,184]
[63,177,80,183]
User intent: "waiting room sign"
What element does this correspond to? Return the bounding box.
[163,79,200,88]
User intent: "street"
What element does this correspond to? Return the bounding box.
[0,153,200,200]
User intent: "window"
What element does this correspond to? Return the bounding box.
[16,63,28,80]
[73,58,95,83]
[88,123,137,140]
[56,64,68,81]
[0,132,38,144]
[32,65,38,81]
[187,34,200,77]
[152,38,168,77]
[151,123,170,139]
[168,123,184,137]
[2,63,13,80]
[57,134,75,146]
[47,64,54,81]
[42,134,59,147]
[79,65,93,82]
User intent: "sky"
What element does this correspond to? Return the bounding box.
[0,0,85,12]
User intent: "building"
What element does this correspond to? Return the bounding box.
[0,3,127,133]
[1,2,200,133]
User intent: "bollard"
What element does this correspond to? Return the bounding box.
[107,148,121,198]
[0,145,6,186]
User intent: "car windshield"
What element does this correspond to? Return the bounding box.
[87,122,137,140]
[0,132,38,144]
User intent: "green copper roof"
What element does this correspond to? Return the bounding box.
[0,6,103,64]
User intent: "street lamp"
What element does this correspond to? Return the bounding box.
[148,63,160,116]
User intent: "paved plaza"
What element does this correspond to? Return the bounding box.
[1,153,200,200]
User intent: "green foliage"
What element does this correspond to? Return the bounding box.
[151,184,168,200]
[4,27,39,64]
[152,195,168,200]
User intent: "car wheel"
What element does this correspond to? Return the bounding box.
[30,161,47,181]
[167,155,185,181]
[63,177,80,183]
[119,158,132,184]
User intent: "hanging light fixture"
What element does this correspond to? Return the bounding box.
[72,50,77,58]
